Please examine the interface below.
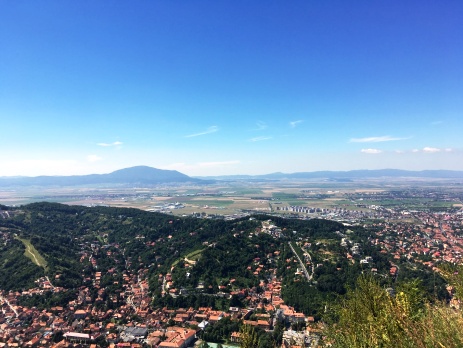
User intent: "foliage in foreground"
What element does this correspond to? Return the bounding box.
[325,275,463,348]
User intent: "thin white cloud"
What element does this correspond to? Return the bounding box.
[289,120,303,128]
[87,155,102,162]
[423,147,441,153]
[361,148,382,154]
[255,121,268,130]
[185,126,218,138]
[393,148,454,154]
[249,136,272,142]
[97,141,123,147]
[350,135,407,143]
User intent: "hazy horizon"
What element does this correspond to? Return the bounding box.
[1,165,463,180]
[1,1,462,177]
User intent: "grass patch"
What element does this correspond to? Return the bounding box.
[172,248,205,267]
[15,237,48,270]
[359,198,455,210]
[185,248,205,261]
[190,200,234,207]
[272,192,299,200]
[233,189,264,195]
[316,238,338,245]
[287,200,309,206]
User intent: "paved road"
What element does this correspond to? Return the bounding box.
[45,276,56,290]
[0,295,18,317]
[288,242,312,281]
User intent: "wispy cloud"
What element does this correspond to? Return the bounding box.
[350,136,407,143]
[97,141,123,147]
[87,155,102,162]
[361,148,382,154]
[412,147,453,153]
[255,121,268,130]
[185,126,218,138]
[423,147,441,153]
[367,148,455,154]
[289,120,303,128]
[249,136,272,142]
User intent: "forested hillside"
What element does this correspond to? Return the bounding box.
[0,202,448,321]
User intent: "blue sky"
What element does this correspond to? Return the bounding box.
[1,1,462,176]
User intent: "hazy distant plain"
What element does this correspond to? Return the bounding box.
[1,178,461,216]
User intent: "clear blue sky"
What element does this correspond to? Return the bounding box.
[1,1,462,176]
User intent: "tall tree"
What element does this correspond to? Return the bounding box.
[240,325,259,348]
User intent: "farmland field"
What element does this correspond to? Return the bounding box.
[1,178,462,218]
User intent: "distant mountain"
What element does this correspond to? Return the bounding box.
[2,167,462,187]
[0,166,204,186]
[198,169,463,181]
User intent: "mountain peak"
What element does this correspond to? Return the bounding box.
[108,166,192,182]
[0,166,201,187]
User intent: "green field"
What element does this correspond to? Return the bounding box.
[185,248,204,261]
[173,248,205,267]
[272,192,299,200]
[286,200,309,206]
[16,237,48,270]
[189,199,234,207]
[231,188,264,195]
[358,198,456,209]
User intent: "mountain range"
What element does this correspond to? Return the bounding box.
[199,169,463,181]
[1,166,462,187]
[0,166,201,186]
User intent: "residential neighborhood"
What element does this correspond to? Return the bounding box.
[1,188,462,347]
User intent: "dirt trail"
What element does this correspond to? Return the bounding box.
[25,245,41,266]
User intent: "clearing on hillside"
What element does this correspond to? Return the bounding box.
[172,248,205,267]
[15,237,48,270]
